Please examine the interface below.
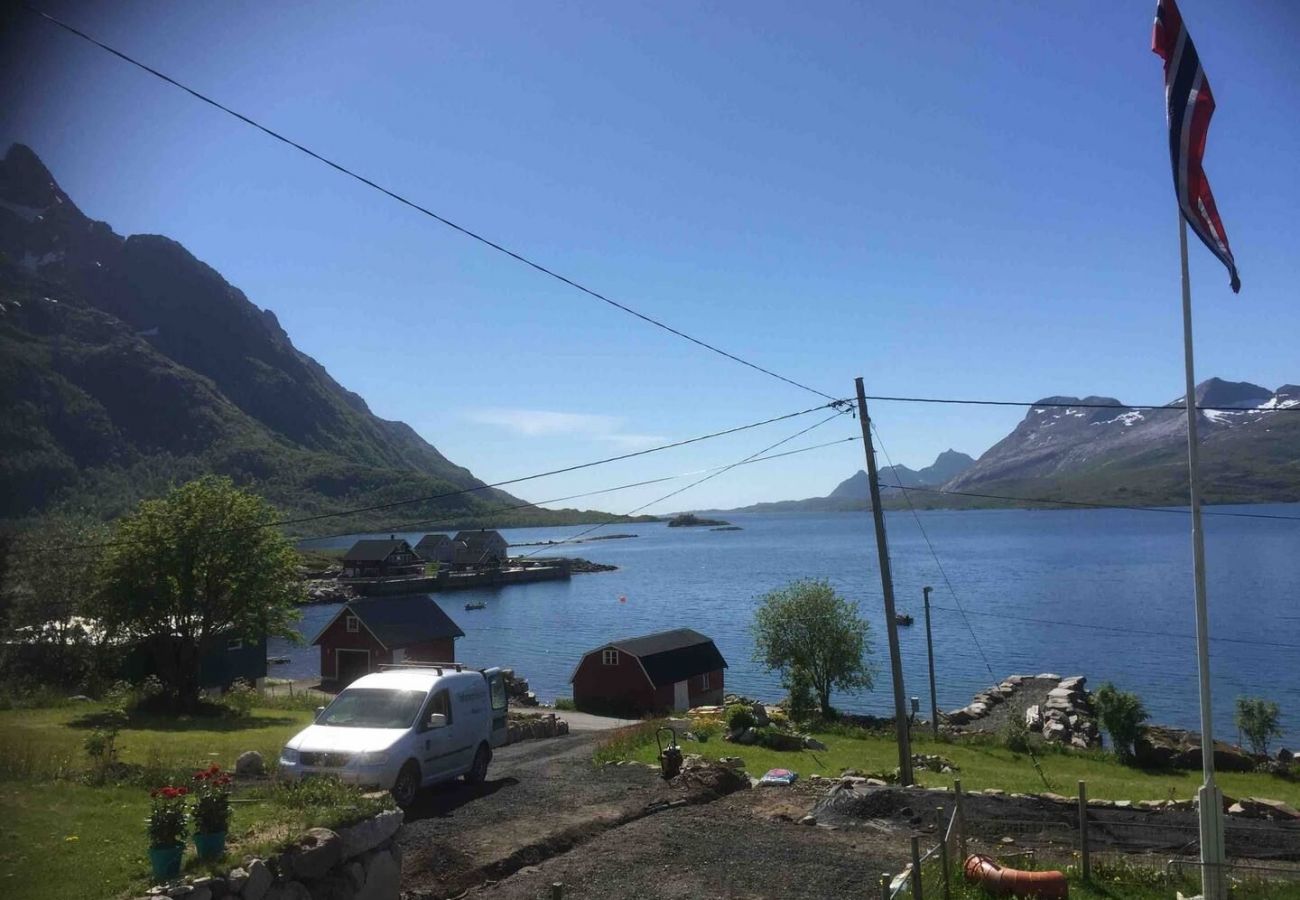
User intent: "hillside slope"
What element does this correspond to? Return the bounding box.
[0,144,619,532]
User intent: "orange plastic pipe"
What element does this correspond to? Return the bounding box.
[963,854,1069,899]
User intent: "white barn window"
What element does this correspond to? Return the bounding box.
[602,648,619,666]
[346,615,360,633]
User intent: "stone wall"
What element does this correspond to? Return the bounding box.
[945,673,1102,749]
[506,712,569,744]
[139,809,404,900]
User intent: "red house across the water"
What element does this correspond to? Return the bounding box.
[570,628,726,716]
[313,595,465,687]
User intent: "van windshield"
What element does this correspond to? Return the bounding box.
[317,688,426,729]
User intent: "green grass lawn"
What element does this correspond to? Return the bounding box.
[0,702,380,900]
[620,724,1300,807]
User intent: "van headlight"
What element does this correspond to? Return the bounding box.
[356,750,389,766]
[279,747,300,765]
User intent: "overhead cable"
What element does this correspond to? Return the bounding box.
[23,4,836,402]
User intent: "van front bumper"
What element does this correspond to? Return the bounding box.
[277,758,397,790]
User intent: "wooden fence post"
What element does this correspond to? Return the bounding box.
[937,807,951,900]
[954,779,967,862]
[880,873,892,900]
[1078,780,1091,882]
[911,835,924,900]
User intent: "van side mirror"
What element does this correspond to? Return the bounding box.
[424,713,447,731]
[314,706,325,720]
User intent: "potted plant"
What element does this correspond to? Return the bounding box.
[190,763,233,859]
[147,785,189,880]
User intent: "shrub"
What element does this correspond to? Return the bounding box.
[593,720,662,766]
[785,668,818,724]
[221,678,259,718]
[1093,683,1148,764]
[553,697,576,711]
[1235,697,1283,756]
[725,704,756,732]
[1001,708,1033,754]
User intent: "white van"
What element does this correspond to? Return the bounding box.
[278,664,509,807]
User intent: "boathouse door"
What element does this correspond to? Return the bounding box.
[673,680,689,711]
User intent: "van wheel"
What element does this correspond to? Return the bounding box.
[465,744,490,785]
[391,761,421,808]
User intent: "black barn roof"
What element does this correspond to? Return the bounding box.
[414,534,452,548]
[312,595,464,649]
[342,539,411,563]
[584,628,727,687]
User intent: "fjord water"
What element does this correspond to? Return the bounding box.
[286,505,1300,746]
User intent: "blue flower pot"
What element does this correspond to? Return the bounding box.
[193,831,227,860]
[148,844,184,880]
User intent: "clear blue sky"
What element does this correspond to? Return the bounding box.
[3,1,1297,512]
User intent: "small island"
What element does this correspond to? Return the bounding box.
[667,513,731,528]
[711,525,743,532]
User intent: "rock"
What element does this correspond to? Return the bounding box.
[718,756,746,769]
[357,850,400,900]
[557,719,569,735]
[968,703,988,717]
[866,778,888,787]
[1228,802,1248,817]
[762,731,806,752]
[235,750,266,776]
[1058,676,1087,690]
[266,884,310,900]
[1040,792,1072,805]
[1241,798,1300,821]
[733,727,758,746]
[305,874,354,900]
[1134,726,1256,772]
[227,869,249,895]
[338,809,403,858]
[1000,836,1016,845]
[1070,735,1092,750]
[1024,705,1043,731]
[1036,673,1061,681]
[751,702,770,727]
[1043,721,1068,742]
[242,861,273,900]
[799,815,817,826]
[803,736,828,751]
[1114,800,1132,809]
[344,862,366,891]
[193,877,223,898]
[283,828,342,881]
[945,709,972,726]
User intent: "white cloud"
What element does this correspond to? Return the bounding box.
[466,408,666,448]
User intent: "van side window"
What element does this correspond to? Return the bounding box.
[425,688,452,727]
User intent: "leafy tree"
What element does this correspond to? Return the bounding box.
[91,477,302,708]
[1235,697,1282,756]
[751,578,873,716]
[1093,682,1148,764]
[1,515,110,687]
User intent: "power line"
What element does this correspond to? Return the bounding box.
[882,484,1300,522]
[23,4,836,403]
[869,422,997,679]
[928,605,1300,653]
[33,400,845,554]
[863,394,1300,414]
[523,409,853,554]
[299,434,860,546]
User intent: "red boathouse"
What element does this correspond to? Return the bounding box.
[313,595,464,687]
[570,628,727,716]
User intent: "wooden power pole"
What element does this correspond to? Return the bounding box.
[923,585,939,739]
[854,377,913,785]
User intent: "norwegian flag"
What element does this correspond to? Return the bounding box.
[1152,0,1240,293]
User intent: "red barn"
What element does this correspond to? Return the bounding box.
[570,628,727,716]
[313,595,464,687]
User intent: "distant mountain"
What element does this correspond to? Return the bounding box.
[944,379,1300,507]
[827,449,976,501]
[0,144,635,531]
[714,449,975,514]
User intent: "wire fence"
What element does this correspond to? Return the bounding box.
[875,780,1300,899]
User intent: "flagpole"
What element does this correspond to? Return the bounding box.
[1179,214,1227,900]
